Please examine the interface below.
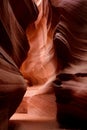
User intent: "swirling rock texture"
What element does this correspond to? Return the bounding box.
[21,0,59,88]
[0,0,38,129]
[52,0,87,128]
